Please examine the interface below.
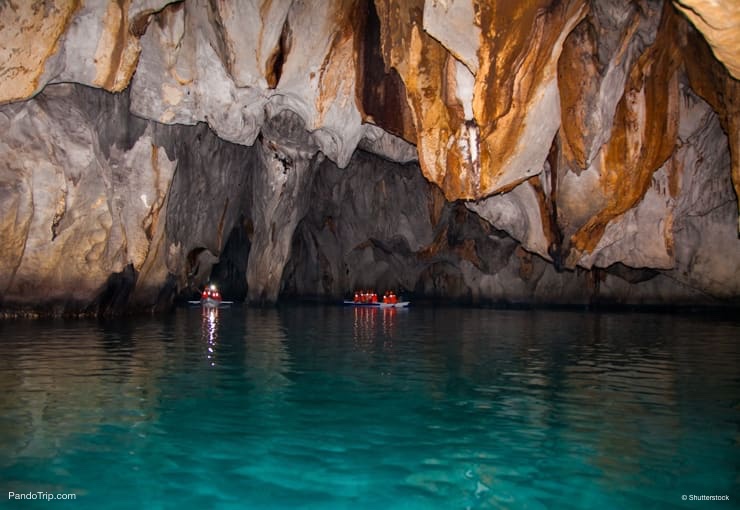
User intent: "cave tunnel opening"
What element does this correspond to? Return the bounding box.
[209,216,252,302]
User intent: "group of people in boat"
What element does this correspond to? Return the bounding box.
[353,289,399,304]
[201,285,222,302]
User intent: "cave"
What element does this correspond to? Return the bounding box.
[1,1,739,506]
[1,0,739,315]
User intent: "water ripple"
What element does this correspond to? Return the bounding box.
[0,308,738,509]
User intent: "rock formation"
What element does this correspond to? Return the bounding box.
[0,0,738,315]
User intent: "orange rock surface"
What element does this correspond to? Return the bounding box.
[0,0,79,103]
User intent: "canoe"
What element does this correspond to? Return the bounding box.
[187,299,234,308]
[343,300,410,308]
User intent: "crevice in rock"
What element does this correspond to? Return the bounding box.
[210,216,251,302]
[354,0,414,142]
[265,17,292,89]
[50,191,67,242]
[544,135,564,271]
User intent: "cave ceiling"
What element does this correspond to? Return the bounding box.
[0,0,739,312]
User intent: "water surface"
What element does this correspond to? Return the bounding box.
[1,306,738,509]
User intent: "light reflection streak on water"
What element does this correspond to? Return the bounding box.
[352,306,401,351]
[353,306,376,349]
[201,307,219,367]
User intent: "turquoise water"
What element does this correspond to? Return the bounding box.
[0,306,737,509]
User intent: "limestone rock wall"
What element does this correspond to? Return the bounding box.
[0,84,259,315]
[0,0,739,313]
[0,85,174,314]
[281,150,720,307]
[0,84,353,315]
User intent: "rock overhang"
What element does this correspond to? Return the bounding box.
[0,0,739,312]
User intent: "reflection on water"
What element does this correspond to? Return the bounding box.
[201,307,219,367]
[352,306,402,351]
[0,307,738,509]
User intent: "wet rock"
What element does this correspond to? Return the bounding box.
[0,0,739,313]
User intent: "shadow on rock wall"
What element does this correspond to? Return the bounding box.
[279,150,709,308]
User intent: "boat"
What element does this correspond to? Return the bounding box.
[188,284,234,308]
[343,300,410,308]
[344,290,409,308]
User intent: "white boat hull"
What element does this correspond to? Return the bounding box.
[187,299,233,308]
[201,297,222,309]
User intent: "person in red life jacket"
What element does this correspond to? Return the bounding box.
[354,291,360,303]
[202,284,222,302]
[390,291,397,304]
